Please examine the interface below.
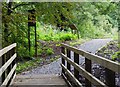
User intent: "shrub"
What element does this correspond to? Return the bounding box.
[46,48,54,55]
[112,51,120,61]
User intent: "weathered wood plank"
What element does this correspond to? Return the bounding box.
[74,53,79,81]
[61,53,107,87]
[85,58,92,87]
[9,72,16,86]
[61,64,83,87]
[67,49,71,71]
[12,74,68,86]
[61,47,65,74]
[62,73,73,87]
[1,64,16,86]
[61,43,120,73]
[0,53,16,77]
[105,68,115,87]
[0,43,16,57]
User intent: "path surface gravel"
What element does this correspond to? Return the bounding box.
[21,39,112,75]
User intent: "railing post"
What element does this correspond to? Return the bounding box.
[74,53,79,81]
[85,58,91,87]
[12,47,15,67]
[67,49,71,71]
[2,54,5,83]
[61,47,65,74]
[6,51,11,76]
[105,68,115,87]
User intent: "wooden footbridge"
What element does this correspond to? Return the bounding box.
[0,43,120,87]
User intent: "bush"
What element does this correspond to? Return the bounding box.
[46,48,54,55]
[59,32,77,41]
[112,51,120,61]
[37,24,77,41]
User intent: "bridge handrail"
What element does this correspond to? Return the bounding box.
[61,43,120,73]
[61,43,119,87]
[0,43,16,57]
[0,43,17,86]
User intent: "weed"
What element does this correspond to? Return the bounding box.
[16,58,42,74]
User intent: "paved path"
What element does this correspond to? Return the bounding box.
[21,39,112,75]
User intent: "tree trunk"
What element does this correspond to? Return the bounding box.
[3,2,12,47]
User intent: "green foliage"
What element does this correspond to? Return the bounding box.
[37,23,77,41]
[112,51,120,61]
[46,48,54,55]
[2,2,118,60]
[16,58,42,74]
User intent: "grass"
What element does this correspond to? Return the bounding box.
[16,58,42,74]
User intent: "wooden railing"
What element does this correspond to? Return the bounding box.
[61,43,120,87]
[0,43,17,86]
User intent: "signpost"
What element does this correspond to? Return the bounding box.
[28,9,37,57]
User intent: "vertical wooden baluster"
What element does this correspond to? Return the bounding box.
[85,58,91,87]
[74,53,79,81]
[105,68,115,87]
[6,51,11,76]
[12,47,15,67]
[67,49,71,71]
[66,49,71,83]
[2,54,5,83]
[61,47,65,74]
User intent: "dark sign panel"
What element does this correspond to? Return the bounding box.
[28,9,36,26]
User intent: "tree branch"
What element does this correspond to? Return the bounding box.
[12,3,31,10]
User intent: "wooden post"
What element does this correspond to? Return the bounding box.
[67,49,71,71]
[28,26,30,53]
[74,53,79,81]
[0,56,1,85]
[105,68,115,87]
[61,47,65,74]
[85,58,91,87]
[6,51,11,75]
[2,54,5,83]
[35,25,37,57]
[12,47,15,67]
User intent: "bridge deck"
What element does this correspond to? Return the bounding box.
[12,74,68,87]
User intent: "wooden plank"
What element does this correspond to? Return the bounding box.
[1,64,16,86]
[61,43,84,56]
[61,47,65,74]
[67,49,70,71]
[0,53,16,77]
[61,64,83,87]
[105,68,115,87]
[74,53,79,81]
[62,73,73,87]
[85,58,91,87]
[61,53,107,87]
[61,43,120,73]
[9,73,16,86]
[2,54,5,83]
[12,75,68,86]
[0,43,16,57]
[84,52,120,73]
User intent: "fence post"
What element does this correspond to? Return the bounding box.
[74,53,79,81]
[61,47,65,74]
[105,68,115,87]
[67,49,71,71]
[6,51,11,76]
[85,58,91,87]
[12,47,15,67]
[2,54,5,83]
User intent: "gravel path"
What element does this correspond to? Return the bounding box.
[21,39,112,75]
